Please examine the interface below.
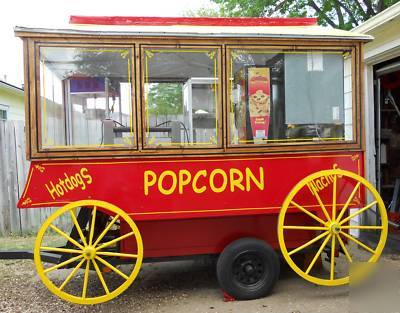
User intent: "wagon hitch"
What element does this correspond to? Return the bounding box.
[0,250,60,263]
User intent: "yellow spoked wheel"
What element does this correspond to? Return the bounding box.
[34,200,143,304]
[278,169,388,286]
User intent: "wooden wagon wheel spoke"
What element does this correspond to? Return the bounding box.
[336,182,361,222]
[330,235,336,280]
[305,234,332,275]
[93,214,120,247]
[59,258,86,291]
[96,231,135,251]
[309,186,331,222]
[91,259,110,295]
[95,256,129,280]
[69,210,88,247]
[341,225,383,230]
[278,169,388,287]
[290,201,327,225]
[339,231,376,254]
[288,231,329,256]
[96,251,138,258]
[44,254,84,274]
[82,260,90,298]
[336,234,352,263]
[283,226,328,230]
[40,246,83,254]
[34,200,143,305]
[332,174,337,221]
[49,224,85,250]
[88,206,97,246]
[339,201,378,225]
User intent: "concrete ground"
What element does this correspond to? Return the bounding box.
[0,236,400,313]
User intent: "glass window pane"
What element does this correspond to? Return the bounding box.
[39,46,134,149]
[228,49,353,145]
[143,48,220,148]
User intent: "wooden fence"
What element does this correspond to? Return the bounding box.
[0,120,69,236]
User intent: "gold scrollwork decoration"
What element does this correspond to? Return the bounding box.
[35,164,45,173]
[145,50,154,59]
[207,50,216,60]
[22,197,32,206]
[120,50,130,58]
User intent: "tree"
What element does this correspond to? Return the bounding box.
[147,83,183,116]
[184,6,226,17]
[205,0,400,30]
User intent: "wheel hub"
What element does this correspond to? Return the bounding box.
[233,254,265,286]
[244,264,255,274]
[83,246,96,260]
[329,222,341,235]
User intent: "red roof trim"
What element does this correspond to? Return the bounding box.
[69,16,318,27]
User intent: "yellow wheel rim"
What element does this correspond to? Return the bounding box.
[34,200,143,304]
[278,169,388,286]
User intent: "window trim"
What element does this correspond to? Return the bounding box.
[139,44,224,150]
[0,104,9,121]
[34,42,138,152]
[225,44,358,150]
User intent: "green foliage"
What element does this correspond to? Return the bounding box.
[147,83,183,116]
[205,0,400,29]
[184,6,227,17]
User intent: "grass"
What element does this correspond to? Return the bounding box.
[0,234,65,251]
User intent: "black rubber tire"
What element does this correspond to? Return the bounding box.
[216,238,280,300]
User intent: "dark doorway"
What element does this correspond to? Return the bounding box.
[375,58,400,233]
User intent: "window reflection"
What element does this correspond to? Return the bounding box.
[143,48,220,147]
[39,47,134,149]
[229,49,352,145]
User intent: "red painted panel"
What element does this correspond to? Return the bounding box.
[121,213,317,258]
[18,152,365,257]
[69,16,318,27]
[18,152,363,221]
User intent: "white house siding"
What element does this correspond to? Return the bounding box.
[352,2,400,187]
[351,3,400,226]
[0,83,24,121]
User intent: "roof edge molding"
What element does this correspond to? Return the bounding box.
[352,2,400,33]
[69,16,318,27]
[14,25,373,41]
[0,80,24,93]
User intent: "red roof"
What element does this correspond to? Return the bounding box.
[69,16,317,27]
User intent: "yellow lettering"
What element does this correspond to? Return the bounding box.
[245,167,264,191]
[307,181,317,196]
[45,181,59,200]
[229,168,245,192]
[320,176,328,187]
[44,168,93,199]
[158,170,177,195]
[144,170,157,196]
[179,169,192,194]
[80,168,92,185]
[192,170,207,194]
[210,169,228,193]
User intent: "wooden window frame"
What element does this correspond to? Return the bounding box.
[225,44,360,154]
[139,44,224,151]
[23,36,363,160]
[32,41,138,157]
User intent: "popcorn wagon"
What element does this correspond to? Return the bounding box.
[11,16,388,304]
